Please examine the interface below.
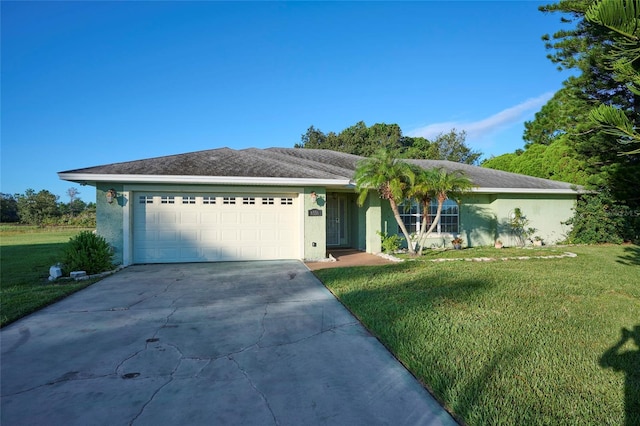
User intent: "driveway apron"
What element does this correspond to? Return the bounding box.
[1,261,457,425]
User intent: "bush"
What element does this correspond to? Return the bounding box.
[377,231,403,253]
[63,231,113,274]
[563,191,637,244]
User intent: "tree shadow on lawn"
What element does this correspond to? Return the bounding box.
[600,324,640,426]
[316,263,522,424]
[617,245,640,267]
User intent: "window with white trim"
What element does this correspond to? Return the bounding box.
[243,197,256,205]
[161,196,175,204]
[398,199,459,234]
[262,197,274,205]
[223,197,236,205]
[139,195,154,204]
[182,196,196,204]
[430,199,459,234]
[281,197,293,205]
[398,201,420,234]
[203,196,216,205]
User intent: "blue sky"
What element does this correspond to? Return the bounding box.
[1,1,570,202]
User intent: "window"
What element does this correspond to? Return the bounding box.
[281,197,293,205]
[139,196,153,204]
[398,199,459,234]
[430,199,459,234]
[243,197,256,205]
[203,196,216,205]
[182,196,196,204]
[160,196,175,204]
[262,197,274,205]
[223,197,236,205]
[398,201,420,233]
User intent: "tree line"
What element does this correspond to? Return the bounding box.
[482,0,639,243]
[1,188,96,227]
[295,121,482,165]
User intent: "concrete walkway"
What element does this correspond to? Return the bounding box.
[305,249,397,270]
[1,261,457,426]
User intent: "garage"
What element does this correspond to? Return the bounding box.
[132,192,300,263]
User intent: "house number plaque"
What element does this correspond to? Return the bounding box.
[308,208,323,217]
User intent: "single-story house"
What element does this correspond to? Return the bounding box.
[58,147,582,266]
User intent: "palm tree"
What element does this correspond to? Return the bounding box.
[408,167,474,254]
[354,149,417,254]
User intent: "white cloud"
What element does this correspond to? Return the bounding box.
[406,92,554,143]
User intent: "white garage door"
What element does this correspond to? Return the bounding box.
[133,193,300,263]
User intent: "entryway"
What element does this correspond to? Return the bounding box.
[326,193,349,247]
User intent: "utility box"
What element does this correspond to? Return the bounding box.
[49,265,62,281]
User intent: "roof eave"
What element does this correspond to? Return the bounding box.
[471,187,585,195]
[58,172,353,188]
[58,173,583,194]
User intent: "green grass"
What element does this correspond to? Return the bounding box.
[315,245,640,426]
[0,226,97,327]
[397,246,569,260]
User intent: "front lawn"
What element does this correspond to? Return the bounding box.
[0,227,97,327]
[315,245,640,425]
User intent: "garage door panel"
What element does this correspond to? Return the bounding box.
[260,229,277,240]
[240,229,259,240]
[221,212,239,224]
[200,213,219,224]
[180,230,199,242]
[240,212,258,223]
[180,212,199,224]
[202,246,223,258]
[239,246,259,259]
[200,230,219,242]
[158,212,178,224]
[259,212,278,226]
[144,213,158,225]
[179,247,199,259]
[136,231,158,243]
[133,192,299,263]
[220,229,240,241]
[157,248,180,260]
[158,230,178,242]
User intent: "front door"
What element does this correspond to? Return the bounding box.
[326,194,347,246]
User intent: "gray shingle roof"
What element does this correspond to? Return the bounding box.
[59,147,581,192]
[406,159,579,191]
[60,147,359,180]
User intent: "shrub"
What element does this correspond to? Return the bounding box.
[563,191,635,244]
[63,231,113,274]
[377,231,403,253]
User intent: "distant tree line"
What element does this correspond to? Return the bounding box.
[295,121,483,165]
[1,188,96,227]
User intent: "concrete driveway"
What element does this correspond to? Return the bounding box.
[1,261,457,425]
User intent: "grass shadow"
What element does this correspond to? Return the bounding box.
[617,245,640,266]
[314,262,497,424]
[313,253,640,425]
